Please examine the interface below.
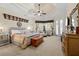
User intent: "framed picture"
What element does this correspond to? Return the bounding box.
[15,17,18,21]
[19,18,21,21]
[7,15,10,20]
[3,13,7,19]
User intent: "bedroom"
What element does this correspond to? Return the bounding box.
[0,3,78,56]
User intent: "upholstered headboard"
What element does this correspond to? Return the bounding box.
[9,27,26,36]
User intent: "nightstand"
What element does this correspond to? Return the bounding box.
[0,33,10,46]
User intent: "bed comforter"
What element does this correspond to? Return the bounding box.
[11,33,39,49]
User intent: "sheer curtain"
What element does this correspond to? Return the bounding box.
[56,20,59,35]
[60,19,63,35]
[55,19,64,35]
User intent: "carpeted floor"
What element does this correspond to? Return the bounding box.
[0,36,63,56]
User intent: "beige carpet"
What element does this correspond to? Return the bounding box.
[0,36,63,56]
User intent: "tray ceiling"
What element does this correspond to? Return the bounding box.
[0,3,77,21]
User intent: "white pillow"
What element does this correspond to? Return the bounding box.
[11,30,21,35]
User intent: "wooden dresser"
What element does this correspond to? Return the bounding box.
[62,33,79,56]
[61,3,79,56]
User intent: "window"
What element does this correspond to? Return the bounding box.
[56,20,58,35]
[60,19,63,35]
[65,18,67,26]
[72,19,75,26]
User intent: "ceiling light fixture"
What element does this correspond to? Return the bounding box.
[33,4,46,16]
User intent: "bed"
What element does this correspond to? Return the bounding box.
[9,27,40,48]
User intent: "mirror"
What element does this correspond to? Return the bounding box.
[69,3,79,33]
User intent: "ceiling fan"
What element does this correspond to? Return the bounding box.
[34,4,46,16]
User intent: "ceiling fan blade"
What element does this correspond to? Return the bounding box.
[42,13,46,15]
[34,13,37,15]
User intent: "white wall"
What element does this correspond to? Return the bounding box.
[0,7,36,32]
[0,3,76,35]
[0,6,54,33]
